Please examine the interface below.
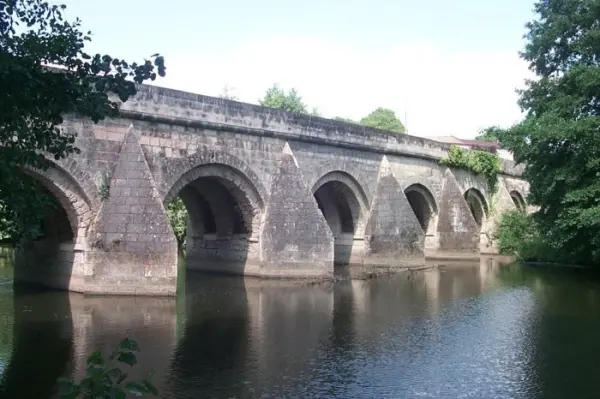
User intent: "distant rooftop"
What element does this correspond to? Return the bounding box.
[429,135,514,161]
[430,135,499,149]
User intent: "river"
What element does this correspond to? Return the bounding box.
[1,250,600,398]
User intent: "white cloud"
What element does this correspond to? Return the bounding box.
[154,36,533,139]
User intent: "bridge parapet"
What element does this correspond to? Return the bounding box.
[11,83,528,296]
[117,84,523,177]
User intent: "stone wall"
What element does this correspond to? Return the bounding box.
[13,84,530,296]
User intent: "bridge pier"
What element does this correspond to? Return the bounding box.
[84,127,178,295]
[363,156,426,269]
[433,169,481,256]
[11,85,528,296]
[259,143,334,278]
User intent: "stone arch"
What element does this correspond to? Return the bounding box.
[163,158,266,275]
[162,147,268,209]
[311,171,370,238]
[463,188,488,228]
[14,164,93,291]
[311,171,369,266]
[53,157,101,210]
[164,163,265,239]
[510,190,526,211]
[23,164,94,249]
[404,183,438,235]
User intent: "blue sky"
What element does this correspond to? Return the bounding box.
[59,0,537,138]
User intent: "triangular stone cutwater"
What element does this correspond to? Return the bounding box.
[364,155,425,266]
[260,142,334,273]
[436,168,479,252]
[90,125,178,279]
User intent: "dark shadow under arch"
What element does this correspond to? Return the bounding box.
[404,183,438,234]
[312,172,368,266]
[13,166,92,292]
[510,190,526,211]
[464,188,488,229]
[165,163,265,276]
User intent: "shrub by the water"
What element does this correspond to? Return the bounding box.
[58,338,157,398]
[495,210,562,263]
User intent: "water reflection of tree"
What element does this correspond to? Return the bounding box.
[0,284,13,376]
[0,287,74,398]
[498,265,600,399]
[0,248,14,379]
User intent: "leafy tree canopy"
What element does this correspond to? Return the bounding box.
[475,126,505,142]
[499,0,600,265]
[359,107,406,133]
[0,0,166,241]
[259,84,308,113]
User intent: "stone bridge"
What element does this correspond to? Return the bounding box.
[13,85,529,296]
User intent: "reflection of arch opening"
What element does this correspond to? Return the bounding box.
[14,166,93,291]
[404,184,438,234]
[164,164,264,275]
[510,190,526,211]
[464,188,488,228]
[312,172,369,266]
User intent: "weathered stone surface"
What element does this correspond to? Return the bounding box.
[364,156,425,267]
[436,169,480,253]
[480,179,518,253]
[14,84,530,296]
[259,142,334,277]
[87,126,178,295]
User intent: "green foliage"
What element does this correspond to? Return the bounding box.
[98,172,110,200]
[498,0,600,265]
[475,126,505,142]
[439,145,502,193]
[166,197,187,247]
[359,107,405,133]
[495,210,564,263]
[58,338,158,399]
[259,84,308,113]
[0,0,166,241]
[495,210,537,259]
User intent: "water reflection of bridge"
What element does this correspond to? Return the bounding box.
[0,258,509,398]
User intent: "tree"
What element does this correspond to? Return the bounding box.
[258,84,308,113]
[475,126,505,142]
[0,0,166,241]
[499,0,600,265]
[359,107,406,133]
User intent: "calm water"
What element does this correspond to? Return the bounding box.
[1,251,600,399]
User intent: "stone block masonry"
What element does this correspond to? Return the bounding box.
[364,156,425,268]
[85,126,178,295]
[13,84,530,296]
[436,169,480,253]
[259,143,334,277]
